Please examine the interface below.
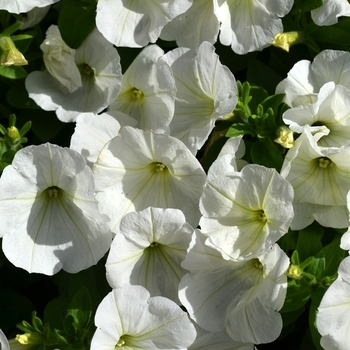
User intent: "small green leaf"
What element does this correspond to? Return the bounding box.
[58,5,96,48]
[260,94,285,116]
[296,222,324,262]
[251,138,283,170]
[1,22,23,37]
[44,297,70,331]
[306,254,326,282]
[226,123,254,137]
[0,65,27,79]
[280,282,311,313]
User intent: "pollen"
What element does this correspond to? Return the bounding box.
[318,157,332,168]
[154,162,166,173]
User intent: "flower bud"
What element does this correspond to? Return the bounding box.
[269,31,304,52]
[274,126,294,148]
[0,36,28,66]
[40,25,82,93]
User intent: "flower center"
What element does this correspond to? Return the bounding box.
[132,88,144,100]
[47,186,60,198]
[150,242,159,247]
[318,157,332,168]
[254,261,263,269]
[115,339,125,348]
[257,210,267,222]
[153,162,167,173]
[79,63,94,76]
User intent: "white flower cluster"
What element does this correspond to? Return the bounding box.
[276,49,350,348]
[2,1,350,349]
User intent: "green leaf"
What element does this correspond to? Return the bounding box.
[282,305,306,327]
[321,237,345,277]
[68,287,92,328]
[292,0,324,12]
[260,94,285,116]
[247,85,268,113]
[58,4,96,48]
[0,149,16,170]
[296,222,324,262]
[306,253,326,282]
[0,65,27,79]
[44,297,70,331]
[281,281,311,313]
[1,22,23,36]
[7,87,39,109]
[251,138,283,170]
[312,25,350,46]
[226,123,254,137]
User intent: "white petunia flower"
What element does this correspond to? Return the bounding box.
[96,0,193,47]
[109,45,176,133]
[179,230,289,345]
[0,143,112,275]
[25,27,122,123]
[93,126,206,232]
[90,285,197,350]
[200,164,294,261]
[0,0,58,14]
[311,0,350,26]
[281,126,350,229]
[283,82,350,147]
[316,256,350,350]
[70,111,136,168]
[213,0,294,54]
[160,0,219,49]
[162,42,237,154]
[276,49,350,107]
[106,207,193,303]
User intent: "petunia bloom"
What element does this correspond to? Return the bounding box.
[200,164,294,261]
[25,27,122,123]
[0,143,112,275]
[96,0,193,47]
[90,285,197,350]
[213,0,294,54]
[316,256,350,350]
[179,230,289,345]
[106,207,193,303]
[93,126,206,232]
[0,0,59,14]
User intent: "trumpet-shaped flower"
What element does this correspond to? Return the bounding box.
[162,42,237,154]
[0,143,112,275]
[106,207,193,303]
[316,256,350,350]
[25,27,122,123]
[0,0,58,14]
[276,49,350,107]
[96,0,193,47]
[160,0,219,49]
[283,82,350,147]
[90,285,197,350]
[281,126,350,229]
[179,230,289,344]
[311,0,350,26]
[93,126,206,232]
[70,111,136,168]
[108,45,176,133]
[200,164,294,261]
[213,0,294,54]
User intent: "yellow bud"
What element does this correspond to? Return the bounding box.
[286,264,302,279]
[7,125,20,140]
[16,333,43,345]
[274,126,294,149]
[269,31,304,53]
[0,37,28,66]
